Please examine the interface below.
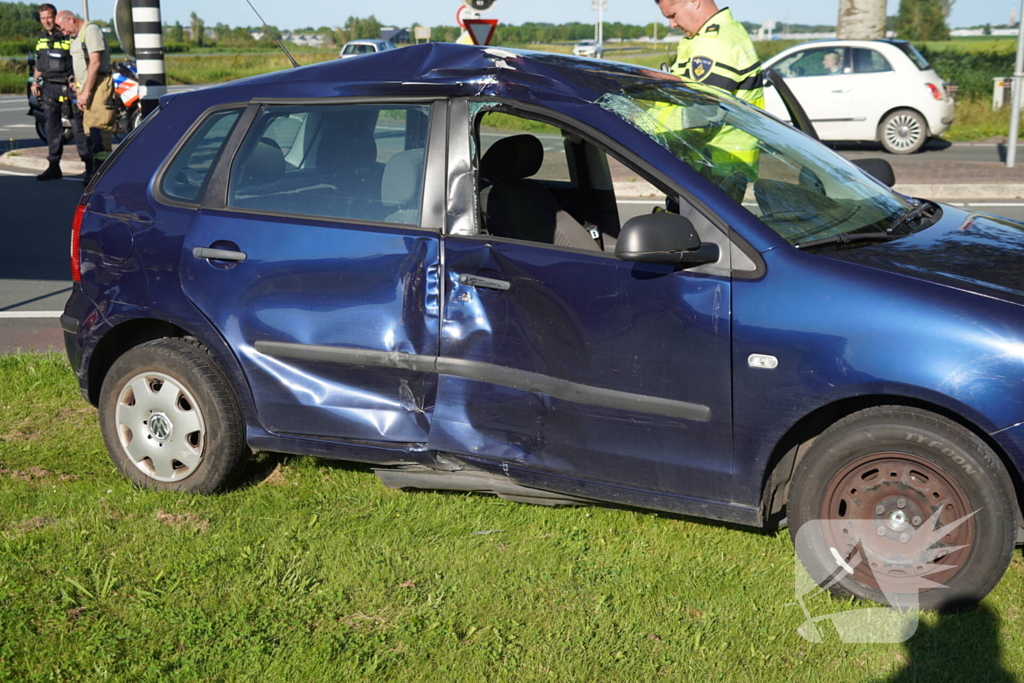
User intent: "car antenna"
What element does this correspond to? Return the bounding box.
[244,0,301,69]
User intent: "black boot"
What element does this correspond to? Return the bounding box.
[36,161,62,181]
[82,158,95,186]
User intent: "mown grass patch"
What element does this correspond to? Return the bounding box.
[2,352,1024,681]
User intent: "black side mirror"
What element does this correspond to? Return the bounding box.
[615,212,718,266]
[851,158,896,188]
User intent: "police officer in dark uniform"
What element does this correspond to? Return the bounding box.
[31,3,92,181]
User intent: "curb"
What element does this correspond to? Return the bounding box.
[0,151,85,175]
[4,151,1024,201]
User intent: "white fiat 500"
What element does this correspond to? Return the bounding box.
[762,39,955,154]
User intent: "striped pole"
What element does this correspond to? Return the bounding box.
[131,0,165,117]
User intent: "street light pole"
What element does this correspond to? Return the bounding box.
[1007,0,1024,167]
[82,0,89,21]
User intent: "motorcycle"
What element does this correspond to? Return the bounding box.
[27,56,141,145]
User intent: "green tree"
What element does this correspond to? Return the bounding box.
[190,11,205,47]
[169,21,185,43]
[894,0,949,40]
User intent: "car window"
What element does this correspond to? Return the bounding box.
[852,48,892,74]
[343,44,374,55]
[477,112,571,182]
[160,109,242,203]
[774,47,848,78]
[893,41,930,70]
[227,103,431,226]
[599,82,912,247]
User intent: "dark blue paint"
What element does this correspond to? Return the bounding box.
[64,43,1024,525]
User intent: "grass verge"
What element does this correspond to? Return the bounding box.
[2,353,1024,681]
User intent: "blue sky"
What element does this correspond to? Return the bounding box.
[141,0,1012,33]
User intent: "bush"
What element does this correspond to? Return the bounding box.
[0,40,33,56]
[917,46,1014,100]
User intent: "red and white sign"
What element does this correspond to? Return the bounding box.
[455,5,476,28]
[464,18,498,45]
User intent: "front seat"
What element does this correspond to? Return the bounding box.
[480,134,599,251]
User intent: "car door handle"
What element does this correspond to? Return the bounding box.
[831,89,850,93]
[458,273,510,291]
[193,247,247,262]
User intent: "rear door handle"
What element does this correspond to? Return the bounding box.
[193,247,247,262]
[458,273,510,291]
[831,89,850,93]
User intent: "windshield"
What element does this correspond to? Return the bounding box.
[597,83,912,246]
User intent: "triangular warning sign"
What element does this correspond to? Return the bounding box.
[464,19,498,46]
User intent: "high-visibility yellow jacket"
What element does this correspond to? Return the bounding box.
[670,8,764,109]
[34,29,73,83]
[669,9,763,189]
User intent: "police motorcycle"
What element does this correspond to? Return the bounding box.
[27,56,141,145]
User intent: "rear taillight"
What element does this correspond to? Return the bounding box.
[926,83,943,100]
[71,198,87,283]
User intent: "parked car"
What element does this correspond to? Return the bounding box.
[339,39,397,59]
[64,44,1024,611]
[572,39,604,59]
[762,39,955,154]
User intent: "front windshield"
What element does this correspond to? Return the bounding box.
[597,83,912,246]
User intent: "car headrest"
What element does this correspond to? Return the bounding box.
[238,137,285,187]
[382,148,425,207]
[318,129,378,171]
[480,134,544,185]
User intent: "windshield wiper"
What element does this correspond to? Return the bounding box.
[795,232,897,250]
[888,199,938,235]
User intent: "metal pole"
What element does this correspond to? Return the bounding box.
[82,0,89,21]
[131,0,166,118]
[1007,0,1024,167]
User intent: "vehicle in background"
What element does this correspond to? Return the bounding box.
[572,39,603,59]
[762,39,955,154]
[339,39,397,59]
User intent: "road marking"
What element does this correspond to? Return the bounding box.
[965,202,1024,207]
[0,311,63,319]
[0,124,33,128]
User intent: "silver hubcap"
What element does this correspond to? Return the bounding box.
[114,371,205,482]
[884,114,922,151]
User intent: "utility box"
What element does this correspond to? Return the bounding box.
[994,77,1013,110]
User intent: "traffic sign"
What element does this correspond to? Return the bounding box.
[113,0,135,59]
[464,19,499,45]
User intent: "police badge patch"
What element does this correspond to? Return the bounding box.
[691,56,714,81]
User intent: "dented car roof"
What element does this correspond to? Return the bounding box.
[159,43,669,109]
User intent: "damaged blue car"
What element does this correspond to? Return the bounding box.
[63,44,1024,610]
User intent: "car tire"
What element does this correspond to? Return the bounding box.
[99,337,250,494]
[879,109,927,154]
[787,406,1016,611]
[35,118,47,143]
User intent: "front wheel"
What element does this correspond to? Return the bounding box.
[879,109,927,154]
[788,406,1016,611]
[99,338,250,493]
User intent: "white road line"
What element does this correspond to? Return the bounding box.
[0,124,33,128]
[617,199,662,204]
[0,311,63,319]
[965,202,1024,207]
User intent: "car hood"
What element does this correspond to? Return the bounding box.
[828,204,1024,307]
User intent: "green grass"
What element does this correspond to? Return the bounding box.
[3,352,1024,681]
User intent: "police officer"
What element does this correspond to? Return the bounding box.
[656,0,763,108]
[31,3,92,182]
[655,0,762,201]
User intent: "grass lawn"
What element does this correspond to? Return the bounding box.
[2,353,1024,681]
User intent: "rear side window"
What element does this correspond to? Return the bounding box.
[227,103,431,226]
[853,48,892,74]
[160,109,242,202]
[894,41,930,70]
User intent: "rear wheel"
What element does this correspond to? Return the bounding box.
[788,406,1016,611]
[879,109,927,154]
[99,338,250,493]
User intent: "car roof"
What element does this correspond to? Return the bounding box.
[161,43,666,110]
[345,39,390,46]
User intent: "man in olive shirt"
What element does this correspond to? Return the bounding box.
[55,10,115,170]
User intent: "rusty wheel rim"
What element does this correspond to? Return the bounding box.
[819,452,975,594]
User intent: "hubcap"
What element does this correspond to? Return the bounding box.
[885,114,922,151]
[114,371,205,482]
[819,453,974,594]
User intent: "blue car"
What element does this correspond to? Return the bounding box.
[63,44,1024,610]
